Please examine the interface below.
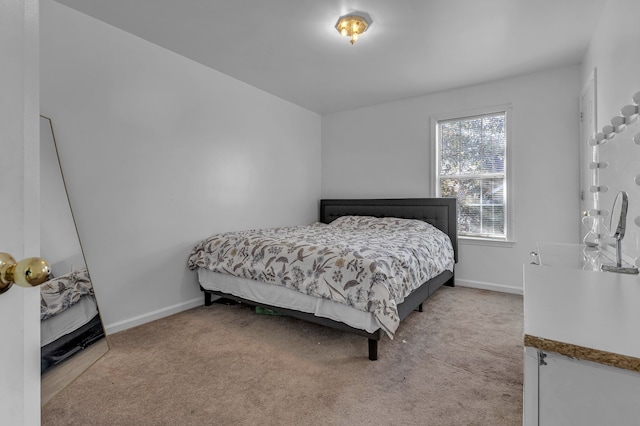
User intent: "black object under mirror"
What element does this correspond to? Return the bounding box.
[601,191,639,274]
[40,116,109,405]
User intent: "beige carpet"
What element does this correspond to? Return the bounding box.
[42,287,523,426]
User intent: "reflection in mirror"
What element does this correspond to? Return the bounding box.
[39,116,109,405]
[601,191,639,274]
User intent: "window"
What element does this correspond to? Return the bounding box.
[434,108,510,241]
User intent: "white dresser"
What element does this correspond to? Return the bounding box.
[523,242,640,426]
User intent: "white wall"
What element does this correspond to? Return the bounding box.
[40,0,322,333]
[582,0,640,128]
[0,0,40,423]
[322,66,582,292]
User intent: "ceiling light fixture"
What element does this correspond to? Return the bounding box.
[335,14,371,45]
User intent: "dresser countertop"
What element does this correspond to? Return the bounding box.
[524,242,640,372]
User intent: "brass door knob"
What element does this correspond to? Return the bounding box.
[0,252,51,295]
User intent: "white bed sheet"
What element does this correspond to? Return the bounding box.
[41,295,98,347]
[198,268,380,334]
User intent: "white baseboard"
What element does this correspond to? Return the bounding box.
[105,297,203,335]
[455,278,523,295]
[104,280,520,334]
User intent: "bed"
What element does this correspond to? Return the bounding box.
[40,268,105,373]
[188,198,458,360]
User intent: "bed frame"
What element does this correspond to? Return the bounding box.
[201,198,458,360]
[41,314,105,374]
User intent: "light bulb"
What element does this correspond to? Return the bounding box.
[335,14,371,45]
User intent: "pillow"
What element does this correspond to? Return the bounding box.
[327,215,380,229]
[329,215,433,232]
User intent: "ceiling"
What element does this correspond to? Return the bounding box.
[54,0,608,115]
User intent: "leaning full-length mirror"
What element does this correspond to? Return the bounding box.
[40,116,109,405]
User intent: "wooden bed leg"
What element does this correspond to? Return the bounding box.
[368,339,378,361]
[418,303,423,312]
[444,276,455,287]
[204,291,213,306]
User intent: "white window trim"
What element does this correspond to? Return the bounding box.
[430,104,515,245]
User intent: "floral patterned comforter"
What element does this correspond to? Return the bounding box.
[40,268,94,321]
[188,216,454,338]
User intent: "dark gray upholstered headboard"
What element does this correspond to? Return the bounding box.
[320,198,458,263]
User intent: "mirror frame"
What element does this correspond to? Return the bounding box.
[608,191,628,241]
[601,191,638,274]
[39,115,109,405]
